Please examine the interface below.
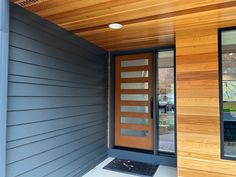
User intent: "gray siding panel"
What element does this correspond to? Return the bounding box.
[8,75,104,89]
[9,46,104,76]
[8,60,105,84]
[7,112,106,141]
[8,97,106,111]
[7,120,105,149]
[8,105,106,125]
[10,8,105,59]
[7,4,108,177]
[7,124,106,164]
[10,18,105,64]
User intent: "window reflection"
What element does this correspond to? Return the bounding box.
[157,50,175,153]
[222,30,236,158]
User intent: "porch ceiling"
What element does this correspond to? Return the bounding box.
[12,0,236,51]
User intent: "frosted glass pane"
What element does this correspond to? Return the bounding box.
[121,83,148,89]
[121,71,148,78]
[121,59,148,67]
[121,94,148,101]
[222,30,236,46]
[158,50,174,68]
[121,117,148,125]
[120,128,148,137]
[158,50,174,58]
[121,106,148,113]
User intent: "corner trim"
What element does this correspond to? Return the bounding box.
[0,0,9,176]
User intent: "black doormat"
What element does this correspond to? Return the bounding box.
[103,158,158,177]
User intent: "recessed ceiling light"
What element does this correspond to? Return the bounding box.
[109,23,123,29]
[229,53,234,56]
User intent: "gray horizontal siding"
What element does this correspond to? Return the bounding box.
[7,3,108,177]
[10,7,105,60]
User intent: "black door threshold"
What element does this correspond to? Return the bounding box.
[114,146,153,154]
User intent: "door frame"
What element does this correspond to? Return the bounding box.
[108,46,177,166]
[0,0,10,176]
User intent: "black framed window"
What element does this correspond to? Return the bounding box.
[220,28,236,159]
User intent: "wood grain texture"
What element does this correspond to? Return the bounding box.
[10,1,236,176]
[114,53,153,150]
[176,25,236,176]
[12,0,236,51]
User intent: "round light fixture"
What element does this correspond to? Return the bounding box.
[108,23,123,29]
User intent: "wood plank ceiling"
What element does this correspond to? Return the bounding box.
[12,0,236,51]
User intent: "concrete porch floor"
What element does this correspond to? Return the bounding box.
[83,157,177,177]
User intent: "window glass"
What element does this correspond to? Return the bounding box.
[120,128,149,137]
[121,94,148,101]
[121,117,148,125]
[121,71,148,78]
[221,30,236,158]
[121,106,149,113]
[157,50,175,153]
[121,83,148,89]
[121,59,148,67]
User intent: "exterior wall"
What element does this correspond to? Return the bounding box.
[6,4,108,177]
[176,27,236,176]
[0,0,9,177]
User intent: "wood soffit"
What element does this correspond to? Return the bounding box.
[12,0,236,51]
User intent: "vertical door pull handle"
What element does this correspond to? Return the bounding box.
[150,97,153,119]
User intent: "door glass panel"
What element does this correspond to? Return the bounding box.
[121,117,148,125]
[121,71,149,78]
[121,94,148,101]
[157,50,175,153]
[221,30,236,158]
[120,128,149,137]
[121,82,148,89]
[121,59,148,67]
[121,106,148,113]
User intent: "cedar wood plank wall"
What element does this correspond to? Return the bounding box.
[176,26,236,177]
[6,4,108,177]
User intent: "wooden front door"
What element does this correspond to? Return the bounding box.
[114,53,153,150]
